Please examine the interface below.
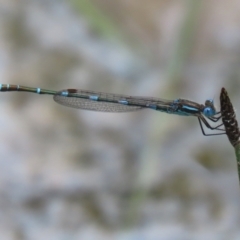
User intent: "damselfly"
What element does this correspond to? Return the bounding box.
[0,84,224,136]
[220,88,240,147]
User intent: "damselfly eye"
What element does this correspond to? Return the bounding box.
[203,107,215,117]
[205,99,214,106]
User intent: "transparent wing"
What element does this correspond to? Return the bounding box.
[53,89,172,112]
[53,90,142,112]
[54,96,144,112]
[53,89,174,112]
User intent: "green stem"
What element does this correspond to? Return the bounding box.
[234,142,240,185]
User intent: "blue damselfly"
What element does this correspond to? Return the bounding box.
[0,84,224,136]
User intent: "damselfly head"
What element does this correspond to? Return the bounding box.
[203,99,216,117]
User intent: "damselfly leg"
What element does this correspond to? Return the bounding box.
[198,114,225,136]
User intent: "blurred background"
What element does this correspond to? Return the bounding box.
[0,0,240,239]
